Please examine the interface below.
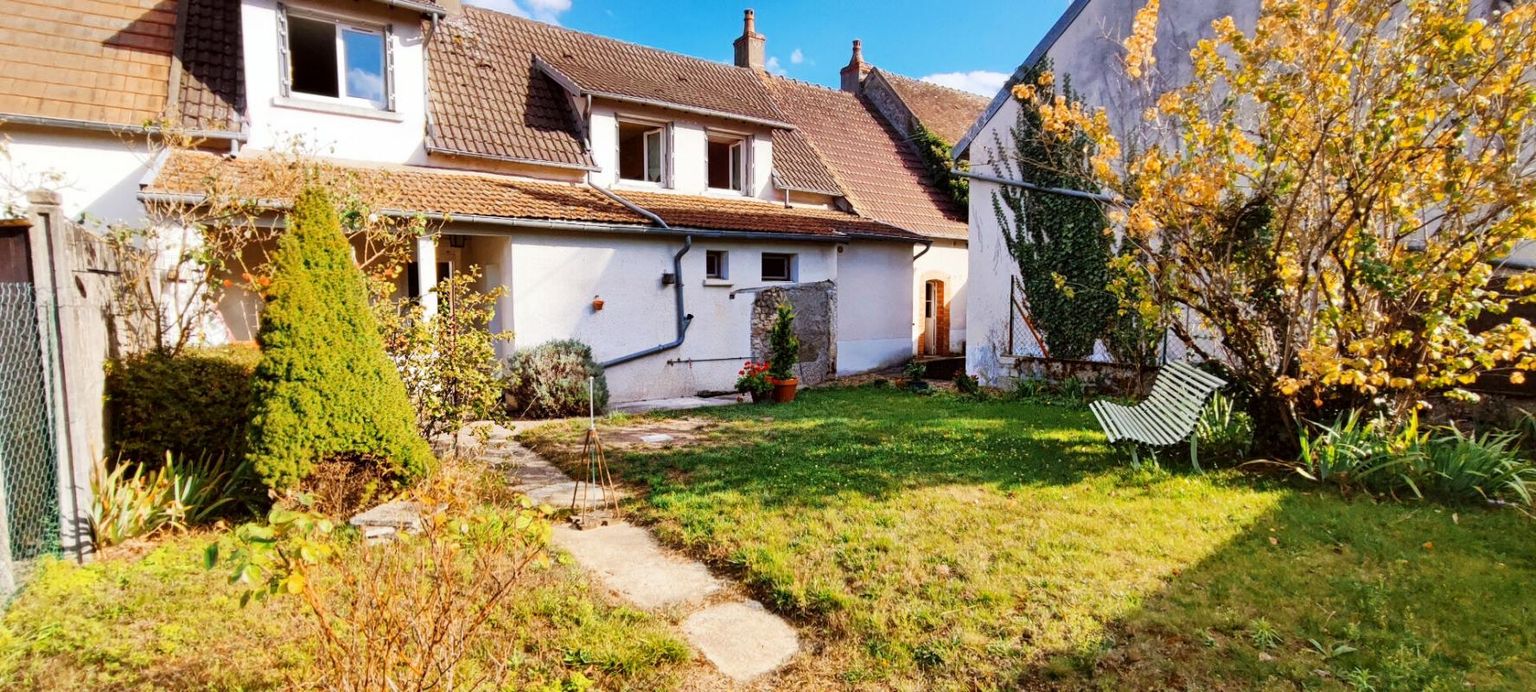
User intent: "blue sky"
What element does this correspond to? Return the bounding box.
[462,0,1072,97]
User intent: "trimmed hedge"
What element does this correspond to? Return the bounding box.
[244,186,433,491]
[105,344,260,465]
[506,340,608,419]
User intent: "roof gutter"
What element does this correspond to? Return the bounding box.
[0,112,247,142]
[135,191,850,242]
[913,238,934,261]
[374,0,447,16]
[955,169,1123,206]
[423,143,599,172]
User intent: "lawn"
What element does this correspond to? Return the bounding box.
[524,385,1536,690]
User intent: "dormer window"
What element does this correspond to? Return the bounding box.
[707,132,749,193]
[618,120,668,185]
[281,9,392,110]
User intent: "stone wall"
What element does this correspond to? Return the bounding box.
[749,281,836,385]
[1008,356,1153,397]
[861,72,917,138]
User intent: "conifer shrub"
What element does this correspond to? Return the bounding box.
[245,186,433,491]
[505,340,608,419]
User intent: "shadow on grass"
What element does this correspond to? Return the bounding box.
[1020,492,1536,689]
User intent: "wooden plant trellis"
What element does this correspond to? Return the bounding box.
[570,376,620,529]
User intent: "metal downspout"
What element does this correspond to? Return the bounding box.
[913,239,933,262]
[599,235,694,368]
[590,185,695,368]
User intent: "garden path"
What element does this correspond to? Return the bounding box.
[470,423,801,684]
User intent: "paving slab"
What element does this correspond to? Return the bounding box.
[552,522,722,609]
[682,601,801,682]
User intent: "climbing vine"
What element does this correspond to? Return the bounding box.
[991,60,1117,360]
[910,123,969,210]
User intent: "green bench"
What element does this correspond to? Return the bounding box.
[1089,361,1227,470]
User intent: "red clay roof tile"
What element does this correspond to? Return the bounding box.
[762,76,968,240]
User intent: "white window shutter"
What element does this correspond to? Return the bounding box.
[385,24,396,111]
[276,4,291,97]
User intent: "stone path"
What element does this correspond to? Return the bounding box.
[469,423,800,684]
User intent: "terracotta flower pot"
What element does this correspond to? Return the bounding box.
[770,376,799,403]
[749,389,769,404]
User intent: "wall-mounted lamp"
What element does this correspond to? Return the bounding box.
[447,234,468,248]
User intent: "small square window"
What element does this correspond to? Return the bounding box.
[761,253,795,282]
[705,250,728,279]
[619,121,667,184]
[708,134,748,192]
[285,12,389,110]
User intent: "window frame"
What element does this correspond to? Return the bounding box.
[616,118,671,187]
[705,250,729,280]
[706,130,751,194]
[761,252,796,282]
[278,5,394,112]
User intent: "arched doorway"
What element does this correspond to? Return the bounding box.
[922,279,949,356]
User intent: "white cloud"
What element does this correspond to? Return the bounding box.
[789,48,804,65]
[465,0,572,24]
[346,68,386,105]
[919,70,1010,97]
[764,56,786,76]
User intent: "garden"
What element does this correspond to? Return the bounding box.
[4,0,1536,689]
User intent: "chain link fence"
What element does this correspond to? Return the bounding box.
[0,282,63,589]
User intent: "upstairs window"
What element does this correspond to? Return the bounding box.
[618,121,667,185]
[761,252,795,282]
[283,11,390,110]
[707,133,748,193]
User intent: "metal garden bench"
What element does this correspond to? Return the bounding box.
[1089,361,1227,470]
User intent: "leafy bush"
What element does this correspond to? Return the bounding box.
[768,302,799,380]
[245,186,433,491]
[106,344,260,466]
[506,339,608,419]
[1009,375,1089,405]
[373,268,511,438]
[210,459,569,689]
[90,453,256,547]
[954,372,984,399]
[1195,392,1255,465]
[1295,412,1536,506]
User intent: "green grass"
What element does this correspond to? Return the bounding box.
[524,386,1536,689]
[0,530,691,690]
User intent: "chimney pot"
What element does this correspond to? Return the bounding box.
[733,7,766,71]
[840,38,870,93]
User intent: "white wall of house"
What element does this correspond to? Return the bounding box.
[240,0,430,164]
[913,239,968,355]
[836,242,915,374]
[965,0,1260,384]
[588,101,777,201]
[0,127,156,227]
[488,227,838,402]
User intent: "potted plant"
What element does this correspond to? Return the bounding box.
[735,360,773,403]
[767,302,800,403]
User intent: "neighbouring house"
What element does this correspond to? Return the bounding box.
[955,0,1263,386]
[1,1,986,404]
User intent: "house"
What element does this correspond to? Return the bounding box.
[954,0,1261,386]
[0,1,985,403]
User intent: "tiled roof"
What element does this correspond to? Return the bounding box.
[872,69,990,145]
[429,8,792,167]
[762,76,968,240]
[536,53,789,127]
[143,150,919,241]
[0,0,177,127]
[770,129,844,196]
[427,10,595,168]
[176,0,245,133]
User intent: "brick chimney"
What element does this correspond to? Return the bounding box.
[840,39,870,93]
[733,9,766,71]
